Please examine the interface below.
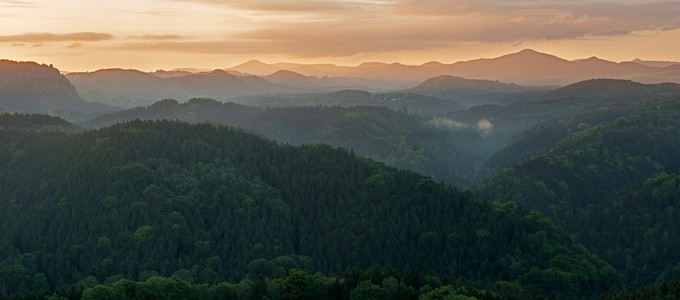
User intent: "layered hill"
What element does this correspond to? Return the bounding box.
[66,68,188,107]
[0,120,619,297]
[80,79,680,188]
[446,79,680,146]
[66,69,278,108]
[233,89,462,117]
[81,100,482,187]
[478,79,680,175]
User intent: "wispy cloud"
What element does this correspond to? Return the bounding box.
[75,0,676,62]
[131,35,184,41]
[3,0,679,70]
[170,0,394,13]
[0,32,113,43]
[394,0,680,39]
[0,0,35,8]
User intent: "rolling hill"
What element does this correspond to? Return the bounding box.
[405,75,535,107]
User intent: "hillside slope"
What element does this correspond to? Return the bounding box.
[475,98,680,224]
[474,98,680,285]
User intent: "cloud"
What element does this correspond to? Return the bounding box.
[156,0,674,58]
[131,35,184,41]
[67,42,82,48]
[0,0,34,8]
[105,0,680,61]
[17,0,673,65]
[394,0,680,39]
[0,32,113,43]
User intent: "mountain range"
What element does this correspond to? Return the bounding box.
[59,49,680,108]
[227,49,680,86]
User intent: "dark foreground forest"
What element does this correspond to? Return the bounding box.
[0,118,618,299]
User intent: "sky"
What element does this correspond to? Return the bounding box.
[1,0,680,71]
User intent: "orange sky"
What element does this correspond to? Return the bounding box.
[1,0,679,72]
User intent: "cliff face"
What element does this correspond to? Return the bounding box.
[0,60,84,113]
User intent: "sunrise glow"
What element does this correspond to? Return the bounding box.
[2,0,679,71]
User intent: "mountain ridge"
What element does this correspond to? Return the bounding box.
[226,49,680,86]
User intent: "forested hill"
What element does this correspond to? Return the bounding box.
[0,120,618,298]
[576,172,680,286]
[480,98,659,176]
[81,100,493,187]
[79,98,262,129]
[473,98,680,285]
[474,98,680,225]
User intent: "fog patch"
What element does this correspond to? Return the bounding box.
[429,117,467,130]
[477,119,493,134]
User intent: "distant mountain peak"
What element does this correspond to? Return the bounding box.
[228,60,280,75]
[357,62,389,68]
[239,59,269,66]
[421,61,445,67]
[507,48,562,59]
[208,69,232,76]
[264,69,314,87]
[518,48,540,54]
[266,69,306,78]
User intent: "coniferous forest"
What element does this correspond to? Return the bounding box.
[0,119,619,298]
